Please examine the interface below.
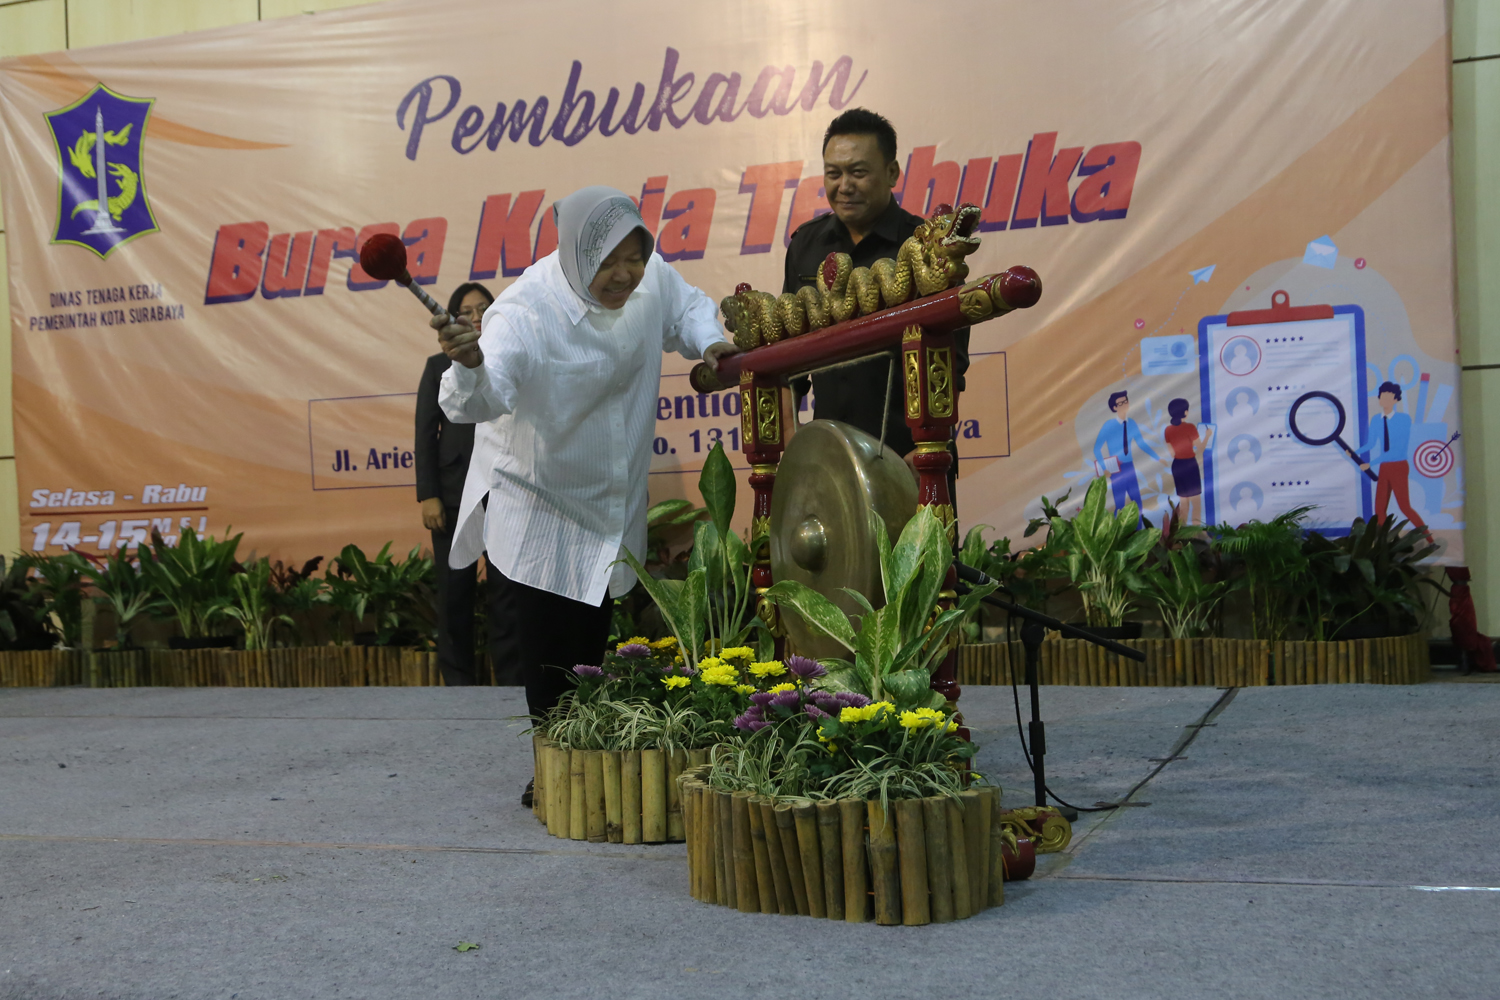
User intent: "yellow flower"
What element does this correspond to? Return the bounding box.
[840,703,887,724]
[898,707,948,731]
[699,660,739,686]
[720,646,754,662]
[650,636,678,650]
[748,660,786,678]
[662,675,690,690]
[616,636,651,651]
[734,684,756,694]
[767,682,795,694]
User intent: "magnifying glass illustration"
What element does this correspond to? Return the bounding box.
[1287,391,1378,482]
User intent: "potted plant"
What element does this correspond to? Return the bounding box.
[761,506,998,710]
[138,527,243,648]
[1211,507,1311,641]
[16,551,93,648]
[0,555,60,651]
[222,558,295,651]
[1301,516,1439,641]
[324,543,434,647]
[83,551,164,649]
[1049,477,1159,638]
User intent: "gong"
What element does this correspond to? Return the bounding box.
[770,419,919,659]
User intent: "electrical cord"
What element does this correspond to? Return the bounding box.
[1005,607,1119,813]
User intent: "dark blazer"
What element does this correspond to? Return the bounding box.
[416,353,476,509]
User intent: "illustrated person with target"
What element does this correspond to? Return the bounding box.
[1348,380,1430,538]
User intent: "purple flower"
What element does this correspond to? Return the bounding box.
[605,673,619,681]
[747,719,769,732]
[749,691,776,707]
[805,704,829,720]
[835,692,871,708]
[617,643,650,658]
[572,664,604,678]
[786,655,826,680]
[770,691,801,709]
[675,662,697,676]
[743,706,765,721]
[733,713,755,732]
[812,691,842,711]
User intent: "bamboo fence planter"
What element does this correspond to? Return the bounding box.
[957,632,1430,687]
[530,737,704,844]
[0,647,441,688]
[678,768,1007,926]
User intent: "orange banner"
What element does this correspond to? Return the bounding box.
[0,0,1462,563]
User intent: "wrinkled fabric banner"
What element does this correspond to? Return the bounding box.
[0,0,1461,564]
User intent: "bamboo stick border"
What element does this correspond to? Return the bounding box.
[679,772,1005,925]
[0,647,444,688]
[954,633,1430,687]
[527,739,697,844]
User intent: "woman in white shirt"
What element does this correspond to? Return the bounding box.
[434,186,736,753]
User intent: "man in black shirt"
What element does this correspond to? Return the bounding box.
[784,108,968,490]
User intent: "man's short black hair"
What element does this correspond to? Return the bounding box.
[823,108,898,164]
[1108,391,1129,412]
[1378,380,1402,401]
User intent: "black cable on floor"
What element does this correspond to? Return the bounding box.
[1002,608,1238,813]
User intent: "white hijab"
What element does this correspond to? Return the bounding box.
[554,185,655,307]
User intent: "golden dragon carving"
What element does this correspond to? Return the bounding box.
[721,203,983,350]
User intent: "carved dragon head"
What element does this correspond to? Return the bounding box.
[912,203,982,289]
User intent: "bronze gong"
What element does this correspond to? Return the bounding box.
[769,419,919,659]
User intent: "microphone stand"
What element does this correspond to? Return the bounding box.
[955,562,1146,821]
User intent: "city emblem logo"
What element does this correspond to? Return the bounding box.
[46,83,160,258]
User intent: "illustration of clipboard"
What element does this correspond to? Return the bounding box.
[1197,291,1370,533]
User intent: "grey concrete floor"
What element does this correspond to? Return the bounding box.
[1,682,1496,1000]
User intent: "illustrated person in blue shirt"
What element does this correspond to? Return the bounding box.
[1347,380,1429,537]
[1092,391,1161,521]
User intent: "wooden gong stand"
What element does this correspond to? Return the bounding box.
[688,267,1042,709]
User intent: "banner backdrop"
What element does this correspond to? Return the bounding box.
[0,0,1462,566]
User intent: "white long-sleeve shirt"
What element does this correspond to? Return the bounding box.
[439,250,725,605]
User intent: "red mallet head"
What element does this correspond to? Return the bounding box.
[359,233,411,286]
[995,265,1042,310]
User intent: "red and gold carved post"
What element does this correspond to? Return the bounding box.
[901,324,963,710]
[740,369,786,652]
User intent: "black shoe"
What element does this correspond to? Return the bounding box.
[521,779,534,808]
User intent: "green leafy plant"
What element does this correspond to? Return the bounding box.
[0,555,58,650]
[268,557,326,644]
[138,527,244,639]
[82,551,164,648]
[1300,517,1439,640]
[1050,477,1160,628]
[618,443,765,669]
[1126,545,1229,638]
[221,558,295,651]
[762,507,997,711]
[1211,506,1312,640]
[325,543,434,646]
[16,551,94,648]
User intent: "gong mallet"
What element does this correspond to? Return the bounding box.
[357,232,451,321]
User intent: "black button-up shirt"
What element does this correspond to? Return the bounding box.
[782,198,969,457]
